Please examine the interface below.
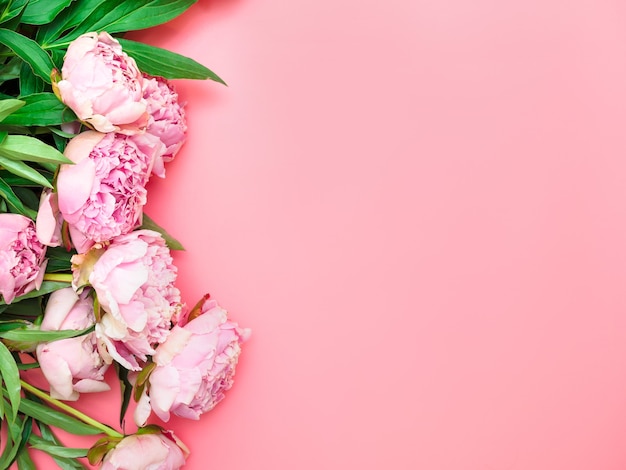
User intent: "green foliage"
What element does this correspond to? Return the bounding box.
[0,29,54,83]
[119,38,226,83]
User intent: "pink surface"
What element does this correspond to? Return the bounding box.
[29,0,626,468]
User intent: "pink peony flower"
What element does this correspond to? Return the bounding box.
[35,288,110,401]
[135,295,250,425]
[143,75,187,178]
[36,189,62,247]
[57,130,163,253]
[72,230,181,371]
[0,214,47,304]
[101,430,188,470]
[56,32,148,134]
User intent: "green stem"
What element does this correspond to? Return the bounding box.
[20,380,124,439]
[43,273,73,283]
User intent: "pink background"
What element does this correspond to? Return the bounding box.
[29,0,626,468]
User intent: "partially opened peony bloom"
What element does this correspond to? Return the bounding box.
[100,430,188,470]
[135,295,250,425]
[143,75,187,178]
[35,288,110,400]
[0,214,47,304]
[72,230,181,370]
[57,130,162,253]
[56,32,148,134]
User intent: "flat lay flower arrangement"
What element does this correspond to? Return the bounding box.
[0,1,250,468]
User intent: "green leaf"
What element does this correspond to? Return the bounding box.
[0,99,25,122]
[0,321,31,332]
[59,0,197,42]
[0,155,54,188]
[0,29,54,83]
[140,213,185,250]
[0,134,71,164]
[0,341,21,423]
[0,169,52,186]
[0,415,26,469]
[118,38,226,83]
[14,416,33,467]
[0,281,69,306]
[12,187,40,211]
[0,0,28,25]
[21,0,73,25]
[19,397,103,435]
[19,62,46,97]
[16,445,36,470]
[0,131,6,144]
[28,441,88,459]
[37,0,108,45]
[0,176,38,218]
[0,57,22,84]
[116,364,133,426]
[35,424,89,470]
[0,326,93,343]
[2,93,76,126]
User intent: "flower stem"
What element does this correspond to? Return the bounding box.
[43,273,73,283]
[20,380,124,438]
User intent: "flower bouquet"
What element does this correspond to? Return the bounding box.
[0,1,250,468]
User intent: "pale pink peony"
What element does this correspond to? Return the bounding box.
[143,75,187,178]
[35,288,110,400]
[135,295,250,425]
[72,230,181,371]
[36,189,62,247]
[101,430,188,470]
[0,214,47,304]
[57,130,162,253]
[57,32,148,134]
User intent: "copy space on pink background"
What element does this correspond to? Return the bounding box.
[29,0,626,469]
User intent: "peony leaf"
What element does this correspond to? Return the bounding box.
[34,424,88,470]
[0,281,69,306]
[0,134,71,164]
[0,176,38,219]
[0,417,26,469]
[37,0,107,45]
[140,213,185,250]
[21,0,73,25]
[16,445,37,470]
[59,0,197,42]
[0,99,25,123]
[115,365,134,426]
[0,155,53,188]
[2,93,76,126]
[0,29,54,83]
[0,342,21,423]
[0,326,94,343]
[28,440,88,459]
[118,38,226,83]
[0,0,28,26]
[19,398,103,435]
[19,63,47,98]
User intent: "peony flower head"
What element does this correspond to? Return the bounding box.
[99,429,188,470]
[57,130,163,253]
[143,75,187,178]
[0,213,47,304]
[35,288,110,401]
[56,32,148,134]
[72,230,181,371]
[135,295,250,425]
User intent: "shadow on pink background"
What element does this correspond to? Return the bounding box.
[28,0,626,468]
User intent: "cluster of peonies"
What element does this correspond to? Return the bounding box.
[1,32,248,469]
